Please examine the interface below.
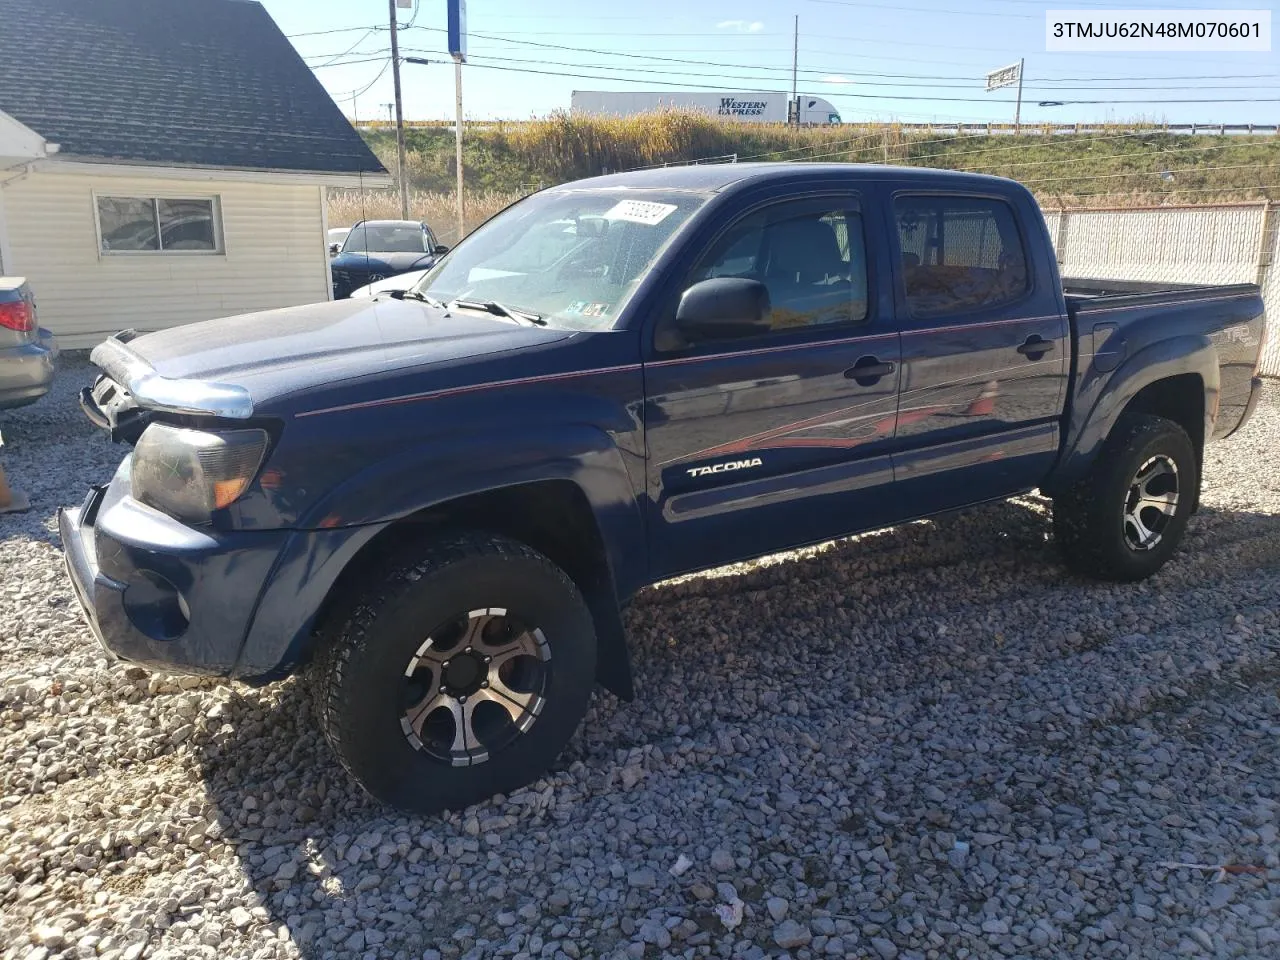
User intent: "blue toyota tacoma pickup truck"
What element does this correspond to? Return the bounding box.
[61,164,1265,813]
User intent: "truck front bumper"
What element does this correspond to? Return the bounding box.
[58,470,288,676]
[59,462,387,682]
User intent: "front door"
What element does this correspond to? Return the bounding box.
[888,191,1069,511]
[643,191,902,579]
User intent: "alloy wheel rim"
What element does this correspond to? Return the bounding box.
[1122,454,1179,551]
[400,608,550,766]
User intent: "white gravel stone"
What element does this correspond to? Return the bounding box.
[773,919,811,949]
[2,357,1279,958]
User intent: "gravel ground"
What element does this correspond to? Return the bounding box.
[1,355,1278,960]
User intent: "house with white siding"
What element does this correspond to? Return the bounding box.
[0,0,390,349]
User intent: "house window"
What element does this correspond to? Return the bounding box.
[96,196,222,254]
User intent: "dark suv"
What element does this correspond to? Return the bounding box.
[329,219,446,298]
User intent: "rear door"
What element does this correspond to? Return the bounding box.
[888,190,1068,510]
[642,188,902,578]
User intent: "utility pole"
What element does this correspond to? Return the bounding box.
[454,58,465,242]
[791,15,799,127]
[388,0,409,219]
[1013,56,1025,133]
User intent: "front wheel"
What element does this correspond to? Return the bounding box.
[1052,413,1198,582]
[309,533,597,813]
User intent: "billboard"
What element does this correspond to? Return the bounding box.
[448,0,467,62]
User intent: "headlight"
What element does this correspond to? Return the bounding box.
[131,423,269,523]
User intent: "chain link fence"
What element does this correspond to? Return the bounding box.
[1042,202,1280,375]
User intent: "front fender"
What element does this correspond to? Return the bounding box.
[302,423,646,590]
[236,425,647,689]
[1045,334,1218,494]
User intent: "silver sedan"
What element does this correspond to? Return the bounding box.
[0,278,57,410]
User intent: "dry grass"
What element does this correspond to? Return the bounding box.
[352,110,1279,216]
[327,190,523,244]
[332,112,1280,236]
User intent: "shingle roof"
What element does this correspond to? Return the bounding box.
[0,0,387,175]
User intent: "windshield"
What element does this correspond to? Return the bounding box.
[412,188,710,330]
[343,222,429,254]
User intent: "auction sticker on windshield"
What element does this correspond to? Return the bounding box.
[603,200,679,225]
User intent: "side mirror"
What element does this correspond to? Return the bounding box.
[432,244,449,256]
[675,278,771,342]
[329,242,341,256]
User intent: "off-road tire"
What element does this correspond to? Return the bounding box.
[1053,413,1198,582]
[309,532,597,813]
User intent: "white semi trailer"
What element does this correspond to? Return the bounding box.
[570,91,842,125]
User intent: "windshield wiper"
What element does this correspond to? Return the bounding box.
[397,289,447,308]
[451,298,547,326]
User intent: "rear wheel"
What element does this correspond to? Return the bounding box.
[309,533,597,813]
[1052,413,1197,582]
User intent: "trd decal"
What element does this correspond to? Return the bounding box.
[687,457,763,479]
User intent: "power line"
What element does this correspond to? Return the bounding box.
[340,58,394,101]
[310,55,389,70]
[401,28,1280,88]
[286,23,377,38]
[1047,181,1277,200]
[919,127,1251,162]
[746,124,1274,168]
[958,139,1269,173]
[311,29,378,68]
[401,48,1274,92]
[383,57,1280,104]
[1021,160,1277,185]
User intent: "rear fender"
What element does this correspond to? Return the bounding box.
[1045,334,1218,494]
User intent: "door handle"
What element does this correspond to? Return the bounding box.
[845,356,896,386]
[1017,336,1055,358]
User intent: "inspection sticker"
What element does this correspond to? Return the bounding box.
[603,200,679,225]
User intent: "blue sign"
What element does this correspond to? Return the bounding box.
[448,0,467,62]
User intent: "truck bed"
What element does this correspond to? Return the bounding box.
[1061,275,1265,442]
[1062,276,1260,306]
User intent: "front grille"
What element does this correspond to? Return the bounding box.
[331,268,360,299]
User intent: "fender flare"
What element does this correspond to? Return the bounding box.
[236,425,644,697]
[1044,334,1218,495]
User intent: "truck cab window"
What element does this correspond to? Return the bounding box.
[894,196,1029,317]
[691,202,869,333]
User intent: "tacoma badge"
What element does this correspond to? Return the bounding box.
[687,457,763,479]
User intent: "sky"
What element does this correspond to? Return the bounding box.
[261,0,1279,127]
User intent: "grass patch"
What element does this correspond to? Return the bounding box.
[332,110,1280,236]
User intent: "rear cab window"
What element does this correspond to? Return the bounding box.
[893,195,1030,318]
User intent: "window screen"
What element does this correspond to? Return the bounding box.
[894,196,1028,317]
[690,202,869,334]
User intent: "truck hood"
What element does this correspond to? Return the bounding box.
[89,298,572,418]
